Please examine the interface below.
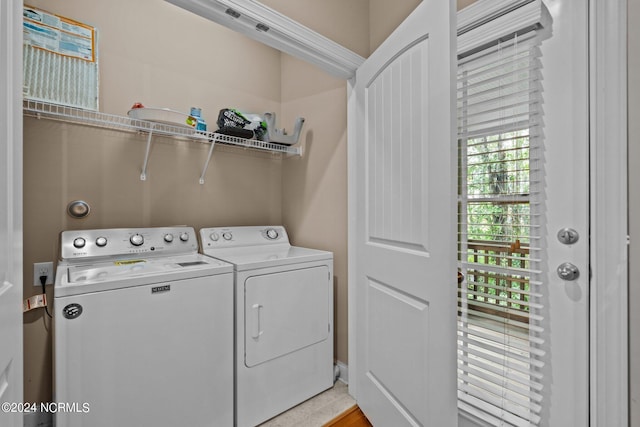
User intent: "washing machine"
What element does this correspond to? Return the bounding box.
[199,226,334,427]
[54,226,234,427]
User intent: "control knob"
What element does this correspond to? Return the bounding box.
[210,232,220,242]
[222,232,233,241]
[95,237,107,247]
[130,234,144,246]
[266,228,279,240]
[164,234,174,243]
[179,232,189,242]
[73,237,86,249]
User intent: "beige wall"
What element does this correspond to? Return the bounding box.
[369,0,473,54]
[369,0,420,53]
[279,59,352,365]
[23,0,284,403]
[629,0,639,423]
[262,0,369,58]
[261,0,369,366]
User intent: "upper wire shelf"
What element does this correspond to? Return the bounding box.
[23,99,301,155]
[23,99,301,183]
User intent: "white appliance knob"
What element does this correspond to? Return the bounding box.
[130,234,144,246]
[73,237,86,249]
[179,232,189,242]
[164,234,174,243]
[95,237,107,247]
[266,229,279,240]
[210,232,220,241]
[222,232,233,241]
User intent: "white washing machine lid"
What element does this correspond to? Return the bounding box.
[55,253,233,297]
[202,245,332,271]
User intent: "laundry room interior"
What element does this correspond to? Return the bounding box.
[21,0,365,407]
[14,0,640,425]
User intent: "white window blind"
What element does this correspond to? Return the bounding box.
[457,29,544,427]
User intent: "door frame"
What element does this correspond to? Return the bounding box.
[588,0,628,425]
[1,0,24,424]
[347,0,629,424]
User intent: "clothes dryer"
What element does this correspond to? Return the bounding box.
[54,226,234,427]
[199,226,334,427]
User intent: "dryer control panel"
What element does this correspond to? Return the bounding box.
[60,226,199,260]
[200,226,289,249]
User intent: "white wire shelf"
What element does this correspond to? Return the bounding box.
[23,99,302,184]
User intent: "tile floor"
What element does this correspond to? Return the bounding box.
[258,381,355,427]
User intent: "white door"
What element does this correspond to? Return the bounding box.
[455,0,590,420]
[350,1,457,426]
[350,0,589,425]
[0,1,24,426]
[459,2,590,425]
[537,1,589,424]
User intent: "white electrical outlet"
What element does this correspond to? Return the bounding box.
[33,262,54,286]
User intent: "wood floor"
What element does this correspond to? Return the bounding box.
[323,405,373,427]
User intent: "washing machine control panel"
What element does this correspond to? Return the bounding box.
[200,226,289,249]
[61,227,199,260]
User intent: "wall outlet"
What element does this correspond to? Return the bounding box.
[33,262,54,286]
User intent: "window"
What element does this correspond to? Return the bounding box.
[457,29,544,426]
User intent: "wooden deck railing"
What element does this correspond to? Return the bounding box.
[459,240,530,325]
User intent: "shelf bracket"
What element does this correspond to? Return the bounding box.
[140,125,155,181]
[199,137,217,184]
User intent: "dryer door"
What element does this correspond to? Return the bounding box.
[244,266,330,367]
